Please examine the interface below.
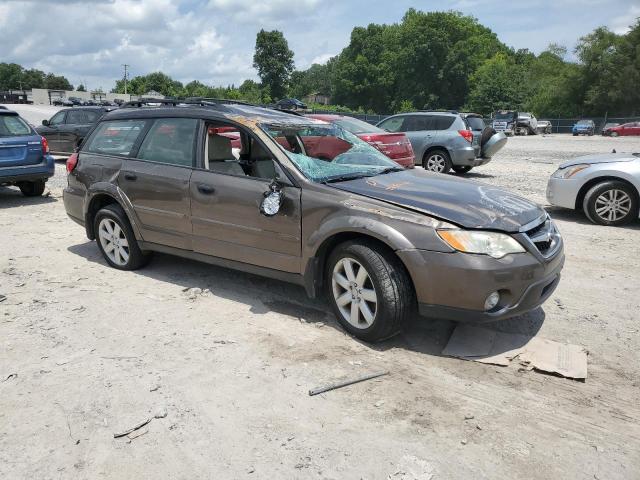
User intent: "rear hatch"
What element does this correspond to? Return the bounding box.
[464,115,485,156]
[0,113,43,168]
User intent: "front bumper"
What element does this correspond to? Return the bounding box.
[0,155,55,184]
[397,247,565,322]
[546,176,581,210]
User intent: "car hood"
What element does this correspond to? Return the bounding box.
[330,169,544,232]
[560,153,638,168]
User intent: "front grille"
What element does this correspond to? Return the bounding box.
[522,215,560,258]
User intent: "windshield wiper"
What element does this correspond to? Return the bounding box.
[322,173,372,183]
[375,166,404,175]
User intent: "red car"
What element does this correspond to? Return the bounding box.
[307,114,415,168]
[603,122,640,137]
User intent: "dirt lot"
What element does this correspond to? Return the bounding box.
[1,134,639,479]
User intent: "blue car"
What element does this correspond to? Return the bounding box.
[0,108,55,196]
[572,119,595,136]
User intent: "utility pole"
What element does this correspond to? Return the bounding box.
[122,64,129,95]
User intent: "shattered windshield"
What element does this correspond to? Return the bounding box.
[261,123,401,183]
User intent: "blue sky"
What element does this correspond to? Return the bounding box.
[0,0,638,91]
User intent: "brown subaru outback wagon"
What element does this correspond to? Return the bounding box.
[63,100,564,342]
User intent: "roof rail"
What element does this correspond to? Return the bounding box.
[185,97,256,107]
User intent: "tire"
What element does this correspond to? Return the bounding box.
[572,133,578,136]
[452,165,472,174]
[423,149,451,174]
[325,240,415,342]
[93,204,151,270]
[583,180,638,226]
[19,180,46,197]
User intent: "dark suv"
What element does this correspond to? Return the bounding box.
[37,106,115,157]
[63,101,564,342]
[377,111,506,174]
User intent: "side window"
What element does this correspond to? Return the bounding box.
[137,118,197,167]
[84,119,147,156]
[405,115,434,132]
[67,110,99,125]
[379,117,405,133]
[434,116,456,130]
[49,111,66,126]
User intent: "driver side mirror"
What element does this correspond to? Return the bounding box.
[42,119,49,126]
[260,180,284,217]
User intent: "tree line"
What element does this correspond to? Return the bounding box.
[2,9,638,117]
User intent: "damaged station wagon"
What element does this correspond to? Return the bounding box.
[63,100,565,342]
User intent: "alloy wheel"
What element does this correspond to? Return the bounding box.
[426,154,446,172]
[332,257,378,329]
[594,189,632,222]
[98,218,130,266]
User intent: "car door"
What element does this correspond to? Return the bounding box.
[37,110,66,153]
[59,109,101,154]
[631,122,640,136]
[402,115,436,159]
[190,125,302,273]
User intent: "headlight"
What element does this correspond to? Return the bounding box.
[437,229,525,259]
[552,164,590,179]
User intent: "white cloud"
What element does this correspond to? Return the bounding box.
[309,53,335,65]
[610,5,640,34]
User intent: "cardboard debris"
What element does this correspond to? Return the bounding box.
[442,325,587,380]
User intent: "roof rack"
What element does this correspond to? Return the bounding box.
[185,97,256,107]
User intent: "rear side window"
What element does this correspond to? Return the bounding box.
[432,116,455,130]
[0,115,31,137]
[405,115,435,131]
[465,116,485,131]
[84,119,147,156]
[67,110,100,125]
[136,118,197,167]
[378,117,405,133]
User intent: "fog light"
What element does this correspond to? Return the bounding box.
[484,291,500,311]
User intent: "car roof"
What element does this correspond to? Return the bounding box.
[103,101,322,127]
[387,111,458,118]
[0,108,19,116]
[307,113,342,121]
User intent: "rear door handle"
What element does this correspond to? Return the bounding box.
[124,173,137,181]
[197,184,215,194]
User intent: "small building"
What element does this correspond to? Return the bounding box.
[303,92,331,106]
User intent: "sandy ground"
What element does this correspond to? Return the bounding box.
[1,134,639,479]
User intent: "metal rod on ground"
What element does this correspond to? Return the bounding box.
[309,370,389,396]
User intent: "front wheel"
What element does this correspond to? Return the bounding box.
[583,181,638,226]
[19,180,46,197]
[94,204,151,270]
[326,240,415,342]
[452,165,472,174]
[423,149,451,174]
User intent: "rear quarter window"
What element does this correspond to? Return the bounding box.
[84,119,147,156]
[464,116,485,131]
[433,116,456,130]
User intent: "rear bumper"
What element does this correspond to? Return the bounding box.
[63,186,86,227]
[397,247,564,322]
[0,155,55,184]
[392,155,415,168]
[450,146,492,167]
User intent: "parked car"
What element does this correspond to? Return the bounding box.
[0,108,54,196]
[601,123,620,135]
[376,111,507,174]
[516,112,538,135]
[52,98,73,107]
[67,97,86,106]
[537,120,552,134]
[572,120,595,136]
[307,114,415,168]
[63,101,563,342]
[547,152,640,226]
[37,106,115,156]
[602,122,640,137]
[274,98,307,111]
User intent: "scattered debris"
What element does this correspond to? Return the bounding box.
[442,325,588,380]
[374,400,386,408]
[127,427,148,440]
[0,294,6,303]
[212,339,237,345]
[2,373,17,382]
[309,370,389,396]
[464,414,474,420]
[387,455,435,480]
[113,407,168,438]
[461,439,468,445]
[149,384,160,392]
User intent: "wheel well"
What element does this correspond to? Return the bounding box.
[312,232,416,298]
[86,194,119,239]
[422,146,449,163]
[575,176,640,211]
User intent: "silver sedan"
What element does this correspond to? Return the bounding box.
[547,152,640,226]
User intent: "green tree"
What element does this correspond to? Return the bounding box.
[253,29,294,100]
[112,72,183,96]
[76,84,86,92]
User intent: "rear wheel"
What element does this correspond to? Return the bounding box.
[326,240,415,342]
[583,180,638,226]
[423,149,451,174]
[94,204,151,270]
[452,165,472,174]
[19,180,46,197]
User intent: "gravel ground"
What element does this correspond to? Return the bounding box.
[1,134,639,479]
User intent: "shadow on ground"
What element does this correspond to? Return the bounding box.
[0,186,57,209]
[546,205,640,229]
[67,240,545,359]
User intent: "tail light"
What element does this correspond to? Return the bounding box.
[66,152,78,173]
[41,136,49,154]
[458,130,473,143]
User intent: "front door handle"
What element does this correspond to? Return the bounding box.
[197,184,215,194]
[124,173,137,181]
